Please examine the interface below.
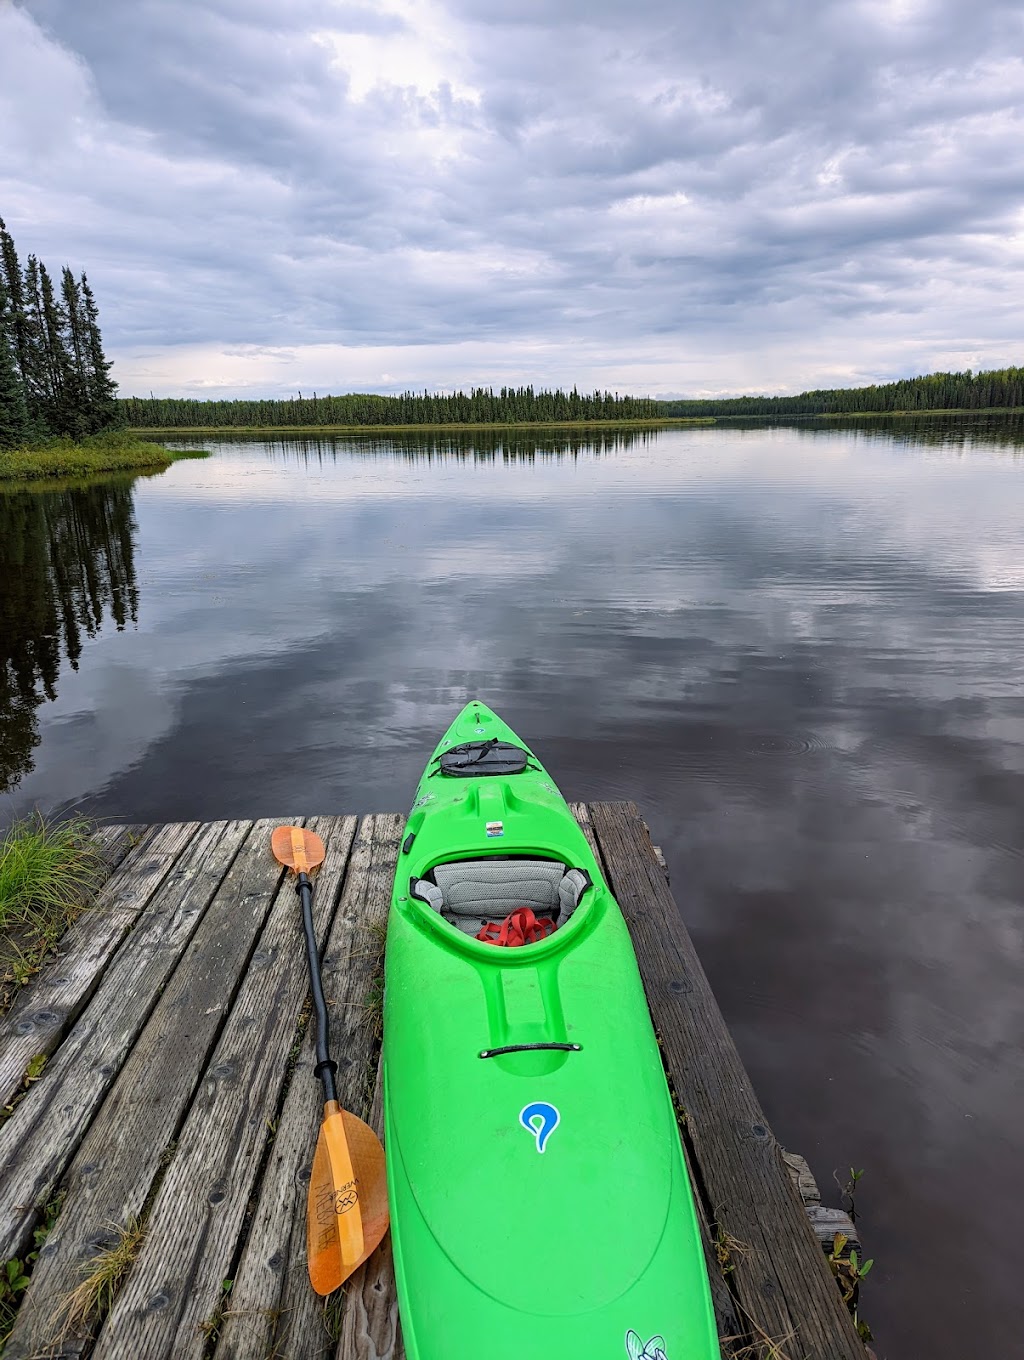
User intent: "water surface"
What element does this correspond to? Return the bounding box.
[3,419,1024,1358]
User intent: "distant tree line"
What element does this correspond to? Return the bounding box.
[0,217,119,448]
[121,387,661,428]
[659,367,1024,417]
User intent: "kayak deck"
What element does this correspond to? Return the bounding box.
[0,806,868,1360]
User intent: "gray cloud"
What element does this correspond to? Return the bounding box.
[3,0,1023,395]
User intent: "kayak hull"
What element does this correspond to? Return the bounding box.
[384,702,719,1360]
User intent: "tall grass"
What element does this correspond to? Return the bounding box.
[0,431,210,483]
[0,814,105,1006]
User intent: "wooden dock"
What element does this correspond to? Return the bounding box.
[0,804,868,1360]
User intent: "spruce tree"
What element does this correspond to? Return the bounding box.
[39,261,74,432]
[22,255,53,427]
[59,267,91,435]
[0,273,29,448]
[0,217,30,390]
[80,273,120,430]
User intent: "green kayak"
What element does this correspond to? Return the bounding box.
[384,702,719,1360]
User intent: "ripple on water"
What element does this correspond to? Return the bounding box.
[883,786,1024,862]
[744,731,837,757]
[628,725,841,787]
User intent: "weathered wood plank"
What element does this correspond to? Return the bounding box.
[0,823,152,1104]
[89,822,144,864]
[0,820,203,1262]
[3,818,261,1360]
[783,1150,822,1207]
[336,1054,404,1360]
[588,801,865,1360]
[90,816,365,1360]
[214,815,403,1360]
[805,1206,861,1255]
[677,1115,744,1351]
[568,801,604,869]
[273,815,404,1360]
[210,813,364,1360]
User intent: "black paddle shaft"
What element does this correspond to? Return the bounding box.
[297,872,338,1105]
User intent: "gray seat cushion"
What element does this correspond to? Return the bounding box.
[413,859,589,937]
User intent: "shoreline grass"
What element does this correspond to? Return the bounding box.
[129,416,717,436]
[0,814,106,1011]
[0,432,210,483]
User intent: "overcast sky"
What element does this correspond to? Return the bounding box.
[2,0,1022,399]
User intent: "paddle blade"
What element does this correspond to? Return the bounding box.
[307,1104,389,1295]
[271,825,326,875]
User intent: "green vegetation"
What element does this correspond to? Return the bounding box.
[0,1191,64,1348]
[121,386,661,428]
[1,218,119,448]
[0,814,105,1009]
[660,365,1024,417]
[0,430,208,483]
[0,1052,47,1127]
[827,1232,874,1343]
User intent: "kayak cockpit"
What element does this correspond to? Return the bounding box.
[409,856,592,939]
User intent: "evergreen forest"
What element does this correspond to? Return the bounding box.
[0,218,119,448]
[122,368,1024,430]
[659,367,1024,417]
[121,388,660,428]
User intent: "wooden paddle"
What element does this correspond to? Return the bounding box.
[271,825,389,1295]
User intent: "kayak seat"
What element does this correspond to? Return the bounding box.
[411,859,590,937]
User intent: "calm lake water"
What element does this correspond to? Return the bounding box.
[4,418,1024,1357]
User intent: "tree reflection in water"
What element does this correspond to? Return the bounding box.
[0,476,139,793]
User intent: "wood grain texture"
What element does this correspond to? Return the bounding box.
[678,1113,744,1350]
[0,821,202,1262]
[3,818,257,1360]
[587,800,866,1360]
[229,814,403,1360]
[0,823,151,1104]
[568,801,604,870]
[211,814,363,1360]
[90,816,346,1360]
[805,1206,861,1255]
[783,1150,823,1207]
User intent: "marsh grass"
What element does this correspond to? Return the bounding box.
[0,813,105,1009]
[0,431,210,483]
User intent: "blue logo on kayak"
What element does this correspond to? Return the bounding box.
[520,1101,559,1153]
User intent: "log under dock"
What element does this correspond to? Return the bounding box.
[0,804,868,1359]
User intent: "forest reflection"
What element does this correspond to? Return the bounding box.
[167,424,660,466]
[726,411,1024,451]
[0,476,139,793]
